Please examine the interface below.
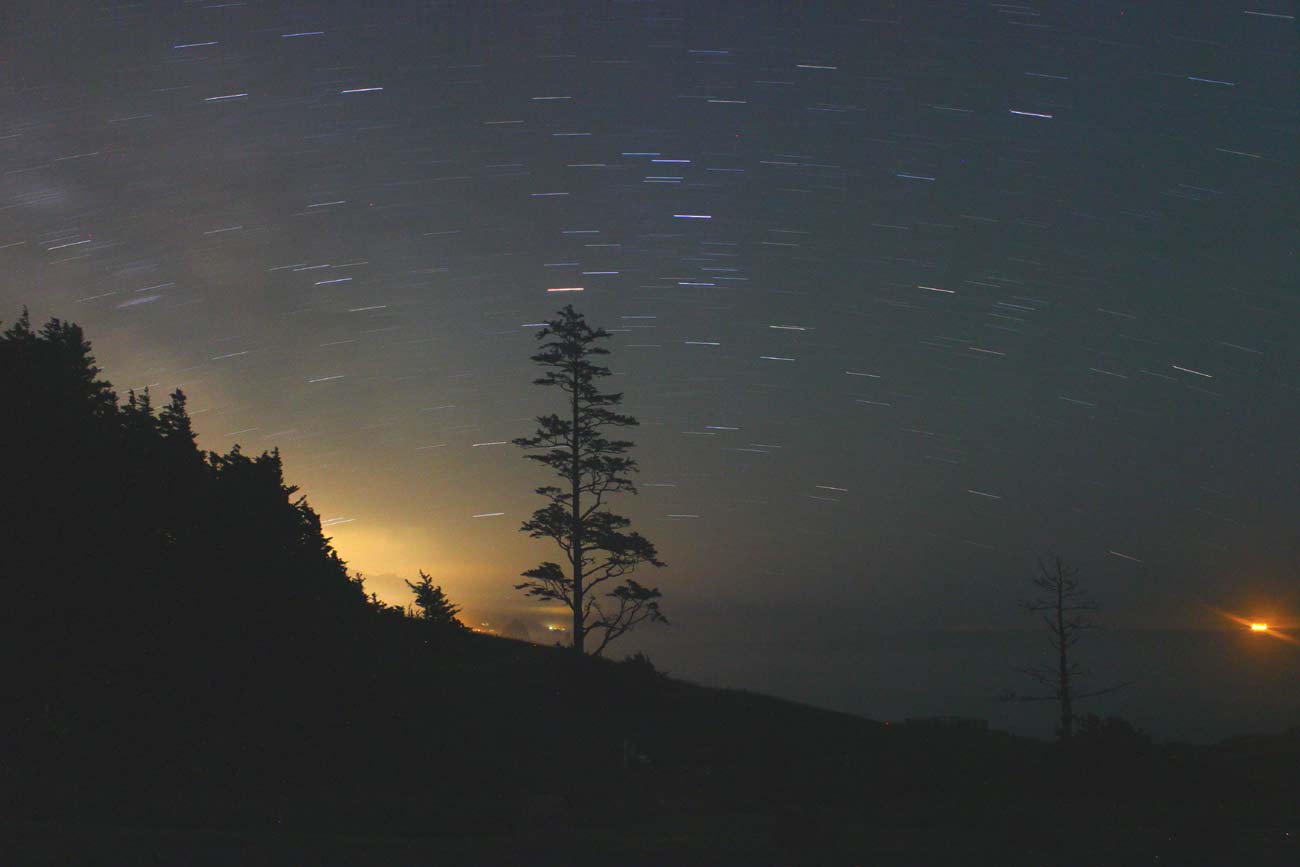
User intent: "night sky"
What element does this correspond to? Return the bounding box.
[3,1,1296,738]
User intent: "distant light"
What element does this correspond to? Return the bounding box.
[1251,623,1269,632]
[547,287,584,292]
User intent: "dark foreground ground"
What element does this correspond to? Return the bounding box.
[7,811,1296,867]
[6,634,1299,865]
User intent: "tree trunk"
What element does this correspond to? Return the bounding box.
[570,361,584,654]
[1057,574,1072,741]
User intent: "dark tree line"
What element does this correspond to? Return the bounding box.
[3,311,367,682]
[0,311,486,830]
[1,310,465,649]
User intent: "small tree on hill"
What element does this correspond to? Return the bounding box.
[405,571,465,631]
[1005,554,1130,741]
[513,305,666,655]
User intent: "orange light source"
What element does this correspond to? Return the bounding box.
[1250,623,1269,632]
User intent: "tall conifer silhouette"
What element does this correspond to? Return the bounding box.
[513,306,666,655]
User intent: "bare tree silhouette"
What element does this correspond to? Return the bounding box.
[1004,554,1130,741]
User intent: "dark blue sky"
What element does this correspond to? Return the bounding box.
[3,1,1295,736]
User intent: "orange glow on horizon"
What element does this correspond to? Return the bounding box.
[1201,604,1299,646]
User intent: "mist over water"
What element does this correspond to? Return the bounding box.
[626,606,1300,744]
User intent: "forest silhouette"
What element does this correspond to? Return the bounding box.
[1,310,500,831]
[4,312,1299,864]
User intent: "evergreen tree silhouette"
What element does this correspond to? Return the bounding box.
[513,305,666,655]
[405,571,466,631]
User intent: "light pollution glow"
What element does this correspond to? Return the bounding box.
[1203,605,1297,646]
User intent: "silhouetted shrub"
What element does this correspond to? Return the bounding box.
[622,651,667,679]
[1075,713,1152,754]
[405,570,467,632]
